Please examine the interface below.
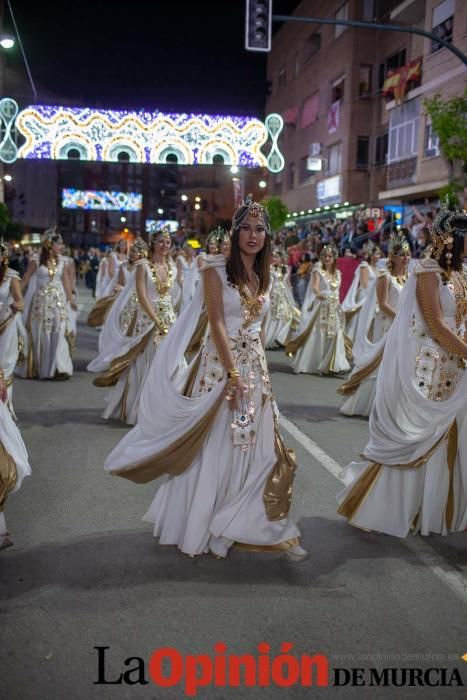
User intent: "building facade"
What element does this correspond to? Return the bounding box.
[266,0,466,223]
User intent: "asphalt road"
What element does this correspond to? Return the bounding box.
[0,285,466,700]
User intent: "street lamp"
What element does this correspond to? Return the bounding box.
[120,216,126,223]
[230,165,239,174]
[181,194,188,202]
[3,174,12,182]
[194,203,201,210]
[0,36,15,50]
[157,208,164,215]
[258,180,267,189]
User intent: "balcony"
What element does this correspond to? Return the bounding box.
[390,0,426,25]
[386,157,417,189]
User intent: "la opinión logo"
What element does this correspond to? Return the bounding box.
[94,646,465,696]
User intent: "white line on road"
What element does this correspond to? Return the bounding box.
[280,416,467,606]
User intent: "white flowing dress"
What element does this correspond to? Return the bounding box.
[340,270,404,417]
[0,269,22,412]
[101,252,128,298]
[341,261,376,344]
[104,256,300,557]
[264,266,300,349]
[288,265,350,375]
[88,259,177,424]
[179,257,200,310]
[0,399,31,516]
[337,258,467,536]
[19,256,73,379]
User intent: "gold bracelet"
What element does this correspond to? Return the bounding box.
[0,369,4,379]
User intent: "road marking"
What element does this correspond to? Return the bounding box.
[280,416,467,606]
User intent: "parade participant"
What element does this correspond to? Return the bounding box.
[18,228,75,380]
[0,243,24,413]
[264,250,300,349]
[337,203,467,537]
[100,238,129,298]
[0,367,31,550]
[95,247,112,300]
[206,229,221,255]
[177,243,200,310]
[103,195,305,560]
[286,244,351,375]
[338,233,410,416]
[219,230,231,258]
[341,242,382,344]
[88,233,177,424]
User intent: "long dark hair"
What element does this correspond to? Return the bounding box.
[226,228,271,294]
[40,235,62,266]
[0,247,8,285]
[437,234,464,273]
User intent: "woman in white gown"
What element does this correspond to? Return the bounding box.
[286,244,351,375]
[0,243,24,413]
[18,229,75,380]
[103,196,306,560]
[88,233,177,424]
[177,244,199,310]
[337,204,467,536]
[95,247,112,300]
[100,239,129,298]
[0,368,31,550]
[338,234,410,416]
[341,243,382,344]
[265,251,300,349]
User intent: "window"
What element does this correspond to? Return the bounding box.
[377,48,406,91]
[431,0,454,53]
[331,75,345,103]
[335,2,348,38]
[278,66,286,89]
[362,0,374,21]
[328,142,342,175]
[303,32,321,62]
[388,98,420,163]
[287,162,295,189]
[425,123,440,157]
[374,132,388,166]
[356,137,370,170]
[359,65,372,98]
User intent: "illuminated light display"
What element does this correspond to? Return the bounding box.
[62,189,142,211]
[16,105,269,167]
[145,219,179,233]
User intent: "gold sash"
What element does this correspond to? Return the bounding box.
[93,330,152,387]
[0,442,17,511]
[87,293,118,327]
[337,350,383,396]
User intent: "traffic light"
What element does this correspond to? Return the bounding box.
[245,0,272,52]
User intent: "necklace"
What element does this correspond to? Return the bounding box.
[47,255,58,280]
[149,260,174,297]
[229,274,265,328]
[392,269,408,286]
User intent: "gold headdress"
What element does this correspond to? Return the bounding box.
[130,237,148,258]
[388,231,410,256]
[149,225,172,243]
[320,243,339,260]
[231,194,271,236]
[41,226,63,249]
[431,200,467,265]
[207,226,228,246]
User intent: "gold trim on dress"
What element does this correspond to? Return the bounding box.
[93,330,152,387]
[344,307,360,323]
[337,463,384,521]
[110,392,225,483]
[337,350,384,396]
[0,314,14,336]
[87,293,118,327]
[234,537,300,553]
[445,420,458,529]
[187,311,208,355]
[0,442,17,512]
[263,428,297,521]
[285,306,320,356]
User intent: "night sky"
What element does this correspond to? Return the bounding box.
[4,0,299,115]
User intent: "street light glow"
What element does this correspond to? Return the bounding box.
[181,194,188,201]
[157,208,164,214]
[230,165,239,174]
[194,203,201,210]
[0,37,15,50]
[3,174,12,182]
[120,216,126,223]
[258,180,267,188]
[195,196,201,202]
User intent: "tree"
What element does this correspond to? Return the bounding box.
[424,89,467,206]
[262,196,289,232]
[0,203,22,241]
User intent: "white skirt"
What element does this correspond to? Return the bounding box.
[143,399,300,557]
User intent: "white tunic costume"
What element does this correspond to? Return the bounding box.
[264,265,300,349]
[0,269,22,411]
[287,264,350,375]
[104,255,300,557]
[341,261,377,344]
[88,259,176,424]
[339,269,404,417]
[18,255,73,379]
[337,258,467,536]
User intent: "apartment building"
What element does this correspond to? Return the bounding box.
[266,0,466,223]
